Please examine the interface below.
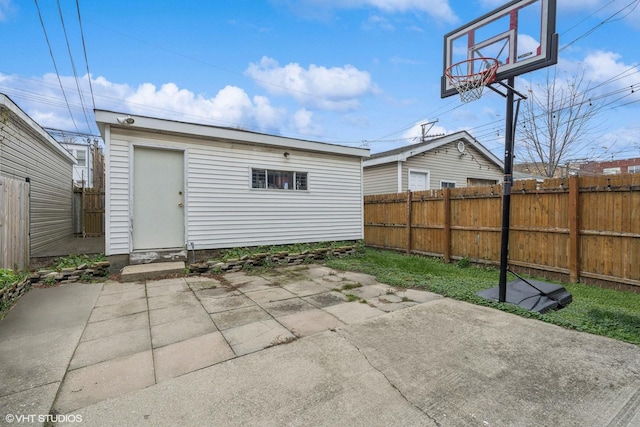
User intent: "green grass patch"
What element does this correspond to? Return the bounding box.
[54,253,106,271]
[326,248,640,346]
[0,269,27,291]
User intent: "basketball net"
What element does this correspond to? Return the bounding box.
[445,58,499,103]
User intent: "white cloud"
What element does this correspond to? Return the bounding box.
[0,73,289,135]
[290,108,322,136]
[245,56,377,111]
[581,51,637,89]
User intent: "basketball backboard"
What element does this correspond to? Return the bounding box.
[441,0,558,98]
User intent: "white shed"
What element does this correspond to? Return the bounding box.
[0,94,76,260]
[363,131,504,195]
[95,111,369,267]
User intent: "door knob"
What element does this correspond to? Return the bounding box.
[178,202,184,207]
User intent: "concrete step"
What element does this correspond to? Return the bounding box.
[120,261,186,282]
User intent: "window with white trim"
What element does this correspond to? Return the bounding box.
[441,181,456,188]
[76,149,86,166]
[251,168,308,190]
[628,165,640,174]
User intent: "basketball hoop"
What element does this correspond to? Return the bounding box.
[445,58,499,103]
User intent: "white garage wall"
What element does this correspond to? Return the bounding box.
[105,128,364,255]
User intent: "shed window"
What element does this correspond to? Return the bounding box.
[251,168,307,190]
[441,181,456,189]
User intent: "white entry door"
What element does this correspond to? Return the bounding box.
[133,147,184,250]
[408,170,429,191]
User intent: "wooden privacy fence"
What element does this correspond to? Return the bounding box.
[73,187,105,237]
[0,177,30,270]
[364,174,640,289]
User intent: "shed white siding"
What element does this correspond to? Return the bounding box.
[0,95,75,256]
[401,142,502,190]
[102,121,366,256]
[363,162,399,195]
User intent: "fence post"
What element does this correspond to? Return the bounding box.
[443,188,451,263]
[406,191,412,254]
[568,175,580,283]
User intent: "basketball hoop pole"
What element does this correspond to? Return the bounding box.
[498,76,518,302]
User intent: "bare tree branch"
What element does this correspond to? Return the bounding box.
[516,69,602,177]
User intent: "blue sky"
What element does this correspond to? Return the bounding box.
[1,0,639,161]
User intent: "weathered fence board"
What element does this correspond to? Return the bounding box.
[0,177,30,270]
[73,187,105,237]
[364,174,640,289]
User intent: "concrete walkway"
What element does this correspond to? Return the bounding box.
[1,264,639,426]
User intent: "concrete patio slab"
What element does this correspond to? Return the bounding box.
[186,278,222,291]
[396,288,443,303]
[243,287,296,304]
[0,283,101,397]
[81,311,149,341]
[145,281,190,297]
[94,288,146,307]
[199,294,256,314]
[193,286,240,299]
[222,272,252,285]
[277,308,345,337]
[209,305,272,331]
[150,314,217,348]
[63,331,429,427]
[99,281,144,295]
[336,271,380,286]
[222,319,296,356]
[88,298,147,323]
[53,351,155,414]
[260,297,316,317]
[231,276,274,292]
[148,301,204,326]
[0,382,59,424]
[154,332,234,382]
[69,328,151,370]
[301,290,349,308]
[347,283,394,300]
[280,279,329,297]
[323,301,386,324]
[370,300,418,312]
[147,292,199,311]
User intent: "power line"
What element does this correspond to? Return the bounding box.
[56,0,93,133]
[75,0,96,111]
[33,0,79,133]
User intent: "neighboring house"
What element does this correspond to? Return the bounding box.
[363,131,504,195]
[579,157,640,176]
[95,110,369,267]
[59,140,104,188]
[0,94,76,257]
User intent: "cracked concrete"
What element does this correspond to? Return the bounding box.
[2,265,639,426]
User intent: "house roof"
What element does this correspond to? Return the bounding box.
[0,93,76,164]
[94,110,370,158]
[363,131,503,169]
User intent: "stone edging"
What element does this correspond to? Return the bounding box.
[0,262,111,316]
[189,245,360,274]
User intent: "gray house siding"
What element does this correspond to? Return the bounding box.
[0,95,75,256]
[363,162,399,195]
[401,142,502,190]
[363,132,504,195]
